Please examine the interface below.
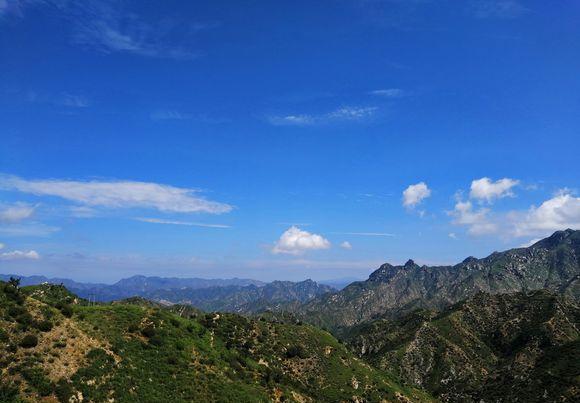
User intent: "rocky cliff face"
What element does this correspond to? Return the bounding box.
[345,290,580,402]
[300,229,580,330]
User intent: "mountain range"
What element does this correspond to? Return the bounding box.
[0,274,336,311]
[299,229,579,331]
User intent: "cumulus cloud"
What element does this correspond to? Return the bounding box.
[450,190,580,238]
[134,217,230,228]
[0,250,40,260]
[0,174,232,214]
[268,106,377,126]
[469,177,519,203]
[272,226,331,255]
[340,241,352,250]
[512,191,580,236]
[449,200,497,235]
[0,203,35,223]
[402,182,431,208]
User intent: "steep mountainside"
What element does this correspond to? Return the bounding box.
[344,290,580,402]
[0,280,431,402]
[300,229,580,330]
[148,279,335,313]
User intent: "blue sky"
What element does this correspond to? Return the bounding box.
[0,0,579,283]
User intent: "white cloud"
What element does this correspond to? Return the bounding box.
[449,200,497,235]
[61,93,89,108]
[150,110,192,121]
[134,217,230,228]
[340,241,352,250]
[450,190,580,238]
[268,106,377,126]
[327,106,377,120]
[272,226,331,255]
[512,191,580,236]
[448,232,457,239]
[369,88,405,98]
[469,177,519,202]
[0,203,35,223]
[0,174,232,214]
[0,242,4,249]
[402,182,431,208]
[0,250,40,260]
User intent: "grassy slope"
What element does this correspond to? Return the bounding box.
[0,281,432,402]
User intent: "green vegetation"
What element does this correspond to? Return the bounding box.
[0,280,431,402]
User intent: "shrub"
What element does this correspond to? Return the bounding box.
[20,334,38,349]
[55,379,74,402]
[0,381,20,402]
[141,325,156,338]
[35,320,53,332]
[285,345,307,359]
[60,305,73,318]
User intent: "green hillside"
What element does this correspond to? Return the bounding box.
[0,279,432,402]
[345,290,580,402]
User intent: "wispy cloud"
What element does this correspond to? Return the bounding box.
[60,93,89,108]
[134,217,230,229]
[369,88,406,98]
[268,106,378,126]
[0,202,36,223]
[150,110,192,121]
[3,0,209,60]
[0,223,60,237]
[0,174,233,214]
[469,0,529,19]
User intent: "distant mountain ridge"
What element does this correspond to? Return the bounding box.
[149,279,335,313]
[0,274,333,313]
[300,229,580,330]
[0,274,265,301]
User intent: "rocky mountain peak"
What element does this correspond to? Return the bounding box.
[403,259,419,269]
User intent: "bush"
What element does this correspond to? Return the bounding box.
[35,320,53,332]
[20,334,38,348]
[285,345,308,359]
[60,305,73,318]
[0,381,20,402]
[55,379,74,402]
[141,325,156,338]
